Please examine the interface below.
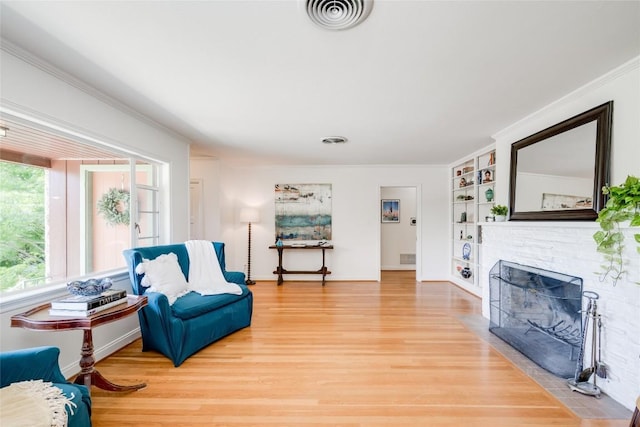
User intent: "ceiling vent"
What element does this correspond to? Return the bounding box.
[321,136,348,144]
[305,0,373,31]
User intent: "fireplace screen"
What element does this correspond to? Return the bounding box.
[489,260,583,378]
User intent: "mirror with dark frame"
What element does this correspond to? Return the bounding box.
[509,101,613,221]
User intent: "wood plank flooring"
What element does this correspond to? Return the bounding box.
[91,272,629,426]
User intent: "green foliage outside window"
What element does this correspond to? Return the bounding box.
[0,161,45,292]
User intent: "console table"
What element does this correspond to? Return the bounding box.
[269,244,333,286]
[11,294,148,393]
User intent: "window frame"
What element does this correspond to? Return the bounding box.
[0,115,167,309]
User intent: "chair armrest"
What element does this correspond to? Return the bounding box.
[139,291,185,335]
[224,271,246,285]
[0,346,67,387]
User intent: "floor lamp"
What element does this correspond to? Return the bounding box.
[240,207,260,285]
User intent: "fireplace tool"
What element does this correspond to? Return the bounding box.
[596,315,608,379]
[568,290,601,398]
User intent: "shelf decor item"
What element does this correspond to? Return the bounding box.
[485,188,494,202]
[491,205,508,222]
[462,243,471,260]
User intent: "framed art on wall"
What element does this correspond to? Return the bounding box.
[275,183,332,241]
[381,199,400,223]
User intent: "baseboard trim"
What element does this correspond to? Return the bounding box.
[61,328,141,379]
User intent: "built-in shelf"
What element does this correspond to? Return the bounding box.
[450,147,496,293]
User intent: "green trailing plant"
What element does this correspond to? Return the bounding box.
[490,205,508,216]
[592,175,640,285]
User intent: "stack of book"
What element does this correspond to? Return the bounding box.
[49,289,128,317]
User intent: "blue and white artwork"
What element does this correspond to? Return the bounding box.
[275,184,332,241]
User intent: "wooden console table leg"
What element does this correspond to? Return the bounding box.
[321,248,326,286]
[277,248,284,285]
[73,329,146,392]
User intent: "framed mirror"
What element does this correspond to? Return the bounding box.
[509,101,613,221]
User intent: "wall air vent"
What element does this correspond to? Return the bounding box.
[305,0,373,31]
[400,254,416,265]
[321,136,348,144]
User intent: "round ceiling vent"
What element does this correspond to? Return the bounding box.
[321,136,348,144]
[306,0,373,31]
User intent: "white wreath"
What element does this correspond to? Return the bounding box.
[97,188,130,226]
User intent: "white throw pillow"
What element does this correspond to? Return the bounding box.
[135,253,189,305]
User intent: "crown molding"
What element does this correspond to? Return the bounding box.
[0,39,191,145]
[492,55,640,142]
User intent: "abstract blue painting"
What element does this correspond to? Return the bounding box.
[275,184,332,241]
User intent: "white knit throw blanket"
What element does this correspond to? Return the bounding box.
[0,379,76,427]
[185,240,242,296]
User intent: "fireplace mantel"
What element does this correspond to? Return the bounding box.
[479,221,601,228]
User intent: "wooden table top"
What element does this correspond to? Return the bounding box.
[268,244,334,249]
[11,295,147,331]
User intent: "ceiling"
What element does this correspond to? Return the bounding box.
[0,117,124,162]
[1,1,639,166]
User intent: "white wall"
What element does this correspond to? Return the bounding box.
[214,164,447,282]
[380,187,417,270]
[0,45,191,373]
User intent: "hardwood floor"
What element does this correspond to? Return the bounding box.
[91,272,629,426]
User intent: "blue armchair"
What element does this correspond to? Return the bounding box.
[0,346,92,427]
[123,241,253,367]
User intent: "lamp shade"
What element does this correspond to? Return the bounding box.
[239,207,260,223]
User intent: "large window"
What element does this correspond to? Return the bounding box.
[0,162,45,292]
[0,119,163,296]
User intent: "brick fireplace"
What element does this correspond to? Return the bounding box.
[479,222,640,411]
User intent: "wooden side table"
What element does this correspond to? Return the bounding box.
[269,244,333,286]
[11,294,148,393]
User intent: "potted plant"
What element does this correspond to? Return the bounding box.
[593,175,640,285]
[490,205,508,222]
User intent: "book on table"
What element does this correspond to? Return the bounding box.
[50,288,127,310]
[48,296,129,317]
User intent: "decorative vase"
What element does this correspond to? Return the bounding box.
[276,238,283,247]
[495,215,506,222]
[485,188,494,202]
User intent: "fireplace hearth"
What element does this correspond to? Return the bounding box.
[489,260,583,378]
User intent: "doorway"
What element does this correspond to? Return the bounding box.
[379,186,420,281]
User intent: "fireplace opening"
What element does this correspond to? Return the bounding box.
[489,260,583,378]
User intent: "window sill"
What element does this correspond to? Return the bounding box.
[0,269,129,314]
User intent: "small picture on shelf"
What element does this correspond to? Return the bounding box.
[482,169,492,183]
